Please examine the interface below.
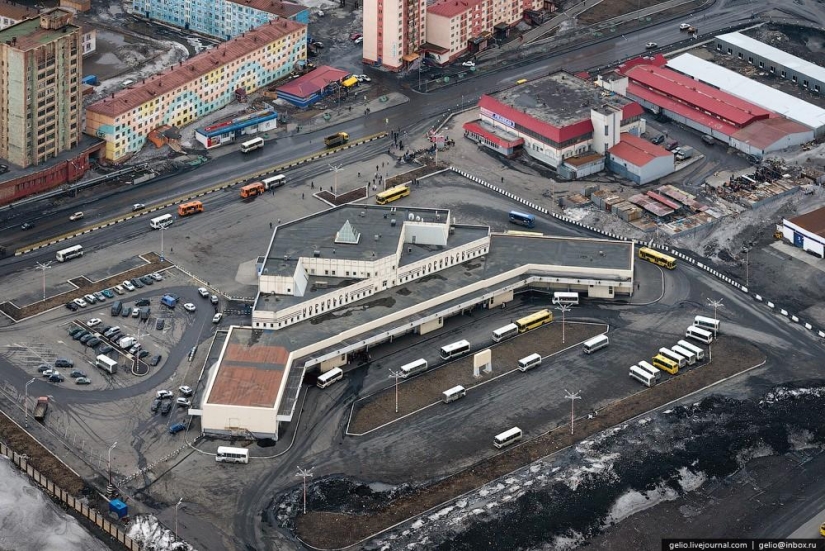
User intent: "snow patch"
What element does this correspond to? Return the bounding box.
[127,515,195,551]
[562,208,591,222]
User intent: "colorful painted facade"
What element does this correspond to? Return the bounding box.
[132,0,309,40]
[85,19,306,162]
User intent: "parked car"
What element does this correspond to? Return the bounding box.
[160,402,173,415]
[72,331,89,341]
[138,350,150,359]
[679,23,691,30]
[99,344,114,354]
[80,333,95,344]
[65,302,78,311]
[69,211,84,221]
[157,390,174,399]
[131,278,144,288]
[664,139,679,151]
[135,298,150,307]
[70,370,86,378]
[155,319,165,331]
[103,326,120,338]
[197,287,209,298]
[129,344,141,355]
[210,295,219,305]
[87,318,102,327]
[87,337,101,348]
[151,398,161,412]
[461,60,475,67]
[69,327,84,336]
[150,354,162,366]
[49,373,65,383]
[645,42,658,49]
[132,203,146,211]
[169,423,186,434]
[75,377,91,385]
[212,312,223,324]
[55,358,74,368]
[121,306,132,317]
[179,385,194,396]
[183,303,196,313]
[176,398,192,408]
[354,36,363,45]
[150,272,163,281]
[101,289,115,299]
[73,298,87,308]
[84,294,97,304]
[139,276,154,286]
[37,364,52,373]
[649,134,665,145]
[93,292,105,302]
[349,32,362,40]
[42,369,56,377]
[122,280,136,291]
[132,308,140,318]
[701,134,715,145]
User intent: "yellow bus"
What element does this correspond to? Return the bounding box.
[638,247,676,270]
[375,185,410,205]
[514,309,553,333]
[652,354,679,375]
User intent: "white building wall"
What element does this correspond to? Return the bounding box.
[783,219,825,257]
[590,108,622,156]
[639,154,674,184]
[362,0,379,63]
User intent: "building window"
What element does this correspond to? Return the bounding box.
[816,85,821,93]
[759,61,764,68]
[604,125,608,136]
[748,56,753,64]
[737,52,743,60]
[781,70,786,78]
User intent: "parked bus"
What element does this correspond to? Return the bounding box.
[508,211,535,228]
[637,360,661,381]
[552,292,579,306]
[652,354,679,375]
[518,353,542,372]
[400,358,428,378]
[514,309,553,333]
[638,247,676,270]
[95,354,118,374]
[442,385,466,404]
[582,334,610,354]
[240,182,265,199]
[240,137,264,153]
[629,365,656,387]
[216,446,249,464]
[55,244,84,262]
[261,175,286,189]
[491,323,519,343]
[693,315,720,335]
[178,201,204,217]
[317,367,343,388]
[685,325,713,344]
[440,340,471,360]
[375,185,410,205]
[671,344,696,365]
[150,214,174,229]
[658,347,686,368]
[677,340,705,360]
[494,427,523,449]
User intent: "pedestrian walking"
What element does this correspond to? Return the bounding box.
[302,192,305,200]
[311,181,315,189]
[270,222,273,229]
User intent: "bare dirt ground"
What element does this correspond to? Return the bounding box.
[289,337,765,548]
[349,322,606,434]
[578,0,697,25]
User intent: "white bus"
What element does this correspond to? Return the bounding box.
[400,358,428,378]
[636,360,661,381]
[150,214,174,229]
[262,175,286,189]
[492,323,519,343]
[552,292,580,306]
[671,344,696,365]
[317,367,343,388]
[442,385,466,403]
[658,347,686,368]
[216,446,249,464]
[677,340,705,360]
[694,315,720,335]
[494,427,523,449]
[582,334,609,354]
[55,244,84,262]
[440,340,471,360]
[240,137,264,153]
[518,353,542,372]
[95,354,118,374]
[629,365,656,387]
[685,325,714,344]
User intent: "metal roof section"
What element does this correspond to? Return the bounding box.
[666,53,825,133]
[627,193,675,217]
[608,133,671,167]
[788,205,825,238]
[716,31,825,88]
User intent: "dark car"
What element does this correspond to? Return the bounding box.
[98,344,114,354]
[150,354,162,366]
[69,327,83,336]
[135,298,151,307]
[121,306,132,317]
[139,276,154,286]
[169,423,186,435]
[55,358,74,368]
[650,134,665,145]
[70,369,86,378]
[65,302,78,311]
[49,373,65,383]
[20,221,35,230]
[138,350,150,359]
[155,319,165,331]
[79,333,95,344]
[131,278,144,288]
[72,331,89,341]
[151,398,161,413]
[160,401,173,415]
[86,337,102,348]
[37,364,52,373]
[664,139,679,151]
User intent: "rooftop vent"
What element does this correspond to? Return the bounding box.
[390,218,397,227]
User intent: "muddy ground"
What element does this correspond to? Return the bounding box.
[281,337,765,548]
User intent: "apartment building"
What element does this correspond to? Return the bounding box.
[362,0,427,71]
[0,9,83,168]
[0,0,37,29]
[85,19,306,162]
[132,0,309,41]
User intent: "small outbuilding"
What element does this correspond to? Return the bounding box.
[783,206,825,258]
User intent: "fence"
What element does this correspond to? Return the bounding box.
[0,440,140,550]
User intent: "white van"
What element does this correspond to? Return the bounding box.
[517,353,542,372]
[442,385,466,403]
[582,334,609,354]
[629,365,655,387]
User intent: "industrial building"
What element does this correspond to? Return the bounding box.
[0,9,83,169]
[782,206,825,258]
[85,19,307,162]
[666,53,825,138]
[131,0,309,40]
[464,71,645,178]
[607,133,673,185]
[199,199,635,439]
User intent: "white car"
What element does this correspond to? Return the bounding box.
[679,23,691,30]
[69,211,84,221]
[176,397,192,408]
[132,203,146,211]
[84,294,97,304]
[122,280,136,292]
[212,312,223,324]
[645,42,658,49]
[461,60,475,67]
[356,74,371,83]
[150,272,163,281]
[73,298,87,308]
[197,287,209,298]
[179,385,194,396]
[87,318,102,327]
[156,390,174,400]
[183,303,196,313]
[354,36,363,45]
[113,285,125,295]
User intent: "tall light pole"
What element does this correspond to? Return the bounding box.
[159,223,169,261]
[329,163,344,196]
[556,304,571,344]
[35,261,52,302]
[296,466,313,515]
[707,298,723,362]
[388,369,402,414]
[24,378,35,428]
[745,248,749,287]
[564,389,581,435]
[107,441,117,493]
[174,497,183,543]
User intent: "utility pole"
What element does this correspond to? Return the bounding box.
[707,298,723,362]
[556,304,571,344]
[745,248,749,287]
[296,466,313,515]
[388,369,402,414]
[174,498,183,543]
[564,389,581,435]
[35,261,52,301]
[107,441,117,495]
[24,378,35,428]
[329,163,344,196]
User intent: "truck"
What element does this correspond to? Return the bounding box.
[324,132,349,148]
[33,397,49,421]
[675,145,695,161]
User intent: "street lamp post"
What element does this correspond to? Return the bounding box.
[556,304,571,344]
[35,261,52,302]
[745,248,749,287]
[329,163,344,196]
[24,378,35,428]
[174,497,183,543]
[564,389,581,435]
[107,441,117,492]
[296,466,313,515]
[388,369,402,413]
[159,225,167,261]
[707,298,723,362]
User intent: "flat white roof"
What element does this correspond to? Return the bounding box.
[666,53,825,131]
[716,32,825,85]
